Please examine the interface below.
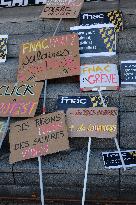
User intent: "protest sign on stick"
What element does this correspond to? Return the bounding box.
[102,150,136,169]
[70,24,116,57]
[0,82,43,117]
[9,111,69,164]
[40,0,84,19]
[18,34,80,82]
[121,60,136,88]
[80,64,119,91]
[57,95,109,112]
[80,10,123,32]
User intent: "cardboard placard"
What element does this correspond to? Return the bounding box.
[66,107,118,138]
[102,150,136,169]
[70,24,116,57]
[121,61,136,87]
[0,82,43,117]
[0,120,7,141]
[40,0,84,19]
[0,0,46,7]
[18,34,80,82]
[9,111,69,163]
[0,35,8,63]
[80,64,119,91]
[57,95,109,112]
[80,10,123,32]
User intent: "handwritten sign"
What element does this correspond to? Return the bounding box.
[40,0,84,19]
[121,61,136,87]
[9,111,69,163]
[70,24,116,57]
[0,82,43,117]
[80,10,123,32]
[18,34,80,82]
[80,64,119,91]
[66,107,118,138]
[57,95,109,112]
[102,150,136,169]
[0,0,46,7]
[0,35,8,63]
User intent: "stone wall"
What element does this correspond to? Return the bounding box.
[0,0,136,203]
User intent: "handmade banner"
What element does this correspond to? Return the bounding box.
[40,0,84,19]
[9,111,69,163]
[70,24,116,57]
[66,107,118,138]
[0,35,8,63]
[80,10,123,32]
[80,64,119,91]
[102,150,136,169]
[57,95,109,112]
[0,0,46,7]
[0,82,43,117]
[18,33,80,82]
[121,61,136,87]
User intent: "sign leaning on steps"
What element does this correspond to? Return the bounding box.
[0,82,43,117]
[0,0,46,7]
[18,33,80,82]
[121,60,136,88]
[9,111,69,163]
[40,0,84,19]
[0,35,8,63]
[70,24,116,57]
[57,95,109,112]
[80,10,123,32]
[80,64,119,91]
[102,150,136,169]
[66,107,118,138]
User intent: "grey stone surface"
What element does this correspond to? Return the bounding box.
[0,0,136,202]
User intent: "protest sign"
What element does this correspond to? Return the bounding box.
[102,150,136,169]
[70,24,116,57]
[80,64,119,91]
[80,10,123,32]
[66,107,118,138]
[121,61,136,87]
[9,111,69,163]
[18,33,80,82]
[40,0,84,19]
[0,0,46,7]
[0,35,8,63]
[57,95,109,112]
[0,82,43,117]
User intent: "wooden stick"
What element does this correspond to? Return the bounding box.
[82,137,91,205]
[0,116,10,149]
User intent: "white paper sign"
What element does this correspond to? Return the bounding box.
[80,64,119,91]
